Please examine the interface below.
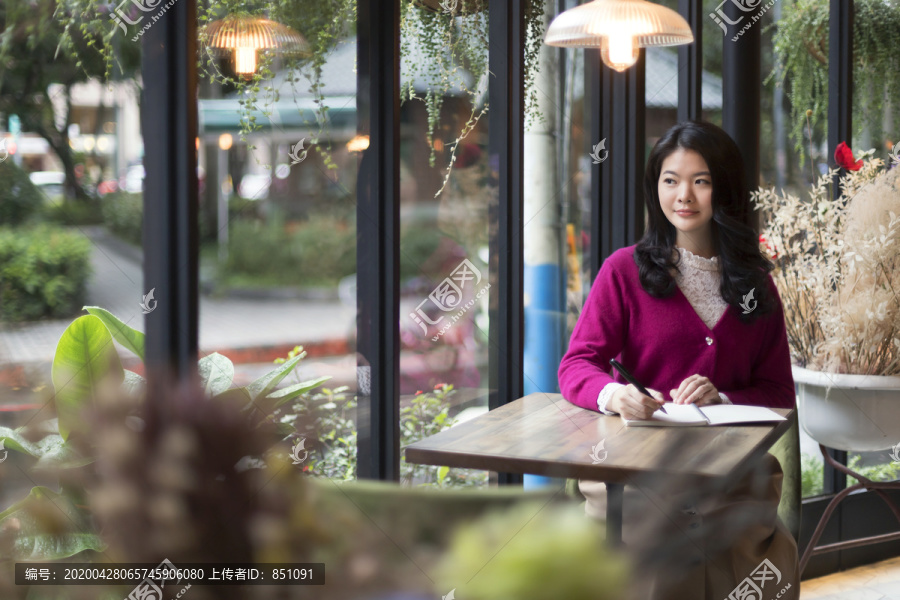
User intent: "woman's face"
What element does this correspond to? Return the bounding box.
[657,148,714,248]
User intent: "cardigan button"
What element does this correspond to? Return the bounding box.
[705,336,713,345]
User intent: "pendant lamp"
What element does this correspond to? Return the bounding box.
[544,0,693,72]
[201,15,310,76]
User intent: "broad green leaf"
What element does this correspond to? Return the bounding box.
[199,352,235,396]
[266,376,332,409]
[52,315,124,441]
[246,352,305,402]
[0,428,93,469]
[33,435,94,470]
[274,422,296,437]
[437,465,449,482]
[0,486,106,561]
[84,306,145,360]
[0,426,40,456]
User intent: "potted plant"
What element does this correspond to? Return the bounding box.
[753,144,900,452]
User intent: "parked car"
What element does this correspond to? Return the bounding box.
[117,164,205,195]
[28,171,66,203]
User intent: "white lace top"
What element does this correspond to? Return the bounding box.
[597,246,731,412]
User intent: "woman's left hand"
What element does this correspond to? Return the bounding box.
[670,375,721,406]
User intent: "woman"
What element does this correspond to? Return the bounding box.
[558,120,799,599]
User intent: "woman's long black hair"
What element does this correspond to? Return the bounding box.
[634,120,776,323]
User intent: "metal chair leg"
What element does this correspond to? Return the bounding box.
[798,444,900,576]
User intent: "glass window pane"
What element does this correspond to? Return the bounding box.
[398,1,490,488]
[195,5,359,480]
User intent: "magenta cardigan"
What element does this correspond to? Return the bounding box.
[558,245,796,411]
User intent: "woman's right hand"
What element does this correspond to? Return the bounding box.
[608,384,666,420]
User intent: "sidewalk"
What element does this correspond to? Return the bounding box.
[0,226,357,389]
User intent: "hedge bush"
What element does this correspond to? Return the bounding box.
[0,225,93,322]
[223,215,356,287]
[0,161,43,226]
[42,198,104,226]
[101,191,142,246]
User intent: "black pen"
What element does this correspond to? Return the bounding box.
[609,358,668,414]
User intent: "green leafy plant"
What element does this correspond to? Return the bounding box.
[400,0,546,196]
[100,190,143,246]
[276,372,487,487]
[436,501,630,600]
[42,198,104,225]
[217,214,356,288]
[768,0,900,165]
[0,224,92,322]
[400,384,487,487]
[801,452,825,497]
[0,307,329,561]
[283,384,358,480]
[0,161,43,225]
[800,452,900,498]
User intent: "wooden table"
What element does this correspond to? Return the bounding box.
[405,393,795,544]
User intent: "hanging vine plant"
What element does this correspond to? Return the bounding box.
[55,0,546,193]
[400,0,545,195]
[767,0,900,165]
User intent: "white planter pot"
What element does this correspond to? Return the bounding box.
[793,365,900,452]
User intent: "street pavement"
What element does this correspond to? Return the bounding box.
[0,226,357,389]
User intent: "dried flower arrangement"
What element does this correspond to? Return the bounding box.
[753,145,900,375]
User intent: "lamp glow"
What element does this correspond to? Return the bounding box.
[604,34,639,72]
[234,47,258,75]
[201,15,309,77]
[346,134,370,152]
[544,0,693,73]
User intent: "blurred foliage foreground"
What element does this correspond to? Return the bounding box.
[0,308,633,600]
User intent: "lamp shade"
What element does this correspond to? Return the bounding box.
[544,0,693,48]
[202,15,310,75]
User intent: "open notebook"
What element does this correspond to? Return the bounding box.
[622,403,786,427]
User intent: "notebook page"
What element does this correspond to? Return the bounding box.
[622,403,708,426]
[699,404,786,426]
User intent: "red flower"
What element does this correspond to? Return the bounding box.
[415,390,423,396]
[759,234,778,259]
[834,141,863,171]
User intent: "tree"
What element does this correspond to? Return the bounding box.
[0,0,140,201]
